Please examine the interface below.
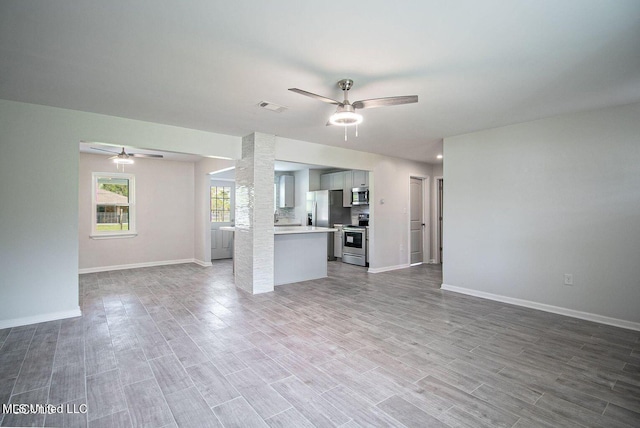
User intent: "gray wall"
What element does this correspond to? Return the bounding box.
[443,102,640,326]
[0,102,81,325]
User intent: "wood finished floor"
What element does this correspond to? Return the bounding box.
[1,261,639,427]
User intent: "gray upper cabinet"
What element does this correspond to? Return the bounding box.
[321,170,369,208]
[320,171,345,190]
[330,172,344,190]
[278,175,294,208]
[352,170,368,188]
[342,171,353,207]
[320,174,330,190]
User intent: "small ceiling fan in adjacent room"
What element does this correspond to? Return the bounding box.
[90,146,164,163]
[289,79,418,141]
[90,146,163,170]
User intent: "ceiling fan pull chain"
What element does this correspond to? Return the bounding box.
[355,123,358,137]
[344,126,347,142]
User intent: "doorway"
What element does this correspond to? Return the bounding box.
[437,178,443,264]
[410,177,425,265]
[210,180,235,260]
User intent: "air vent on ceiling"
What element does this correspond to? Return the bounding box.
[257,101,288,113]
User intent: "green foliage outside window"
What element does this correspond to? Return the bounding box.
[100,182,129,197]
[211,186,231,222]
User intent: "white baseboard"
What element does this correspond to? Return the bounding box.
[441,283,640,332]
[79,258,207,274]
[429,259,436,264]
[368,263,411,274]
[0,307,82,329]
[410,262,423,267]
[193,259,213,267]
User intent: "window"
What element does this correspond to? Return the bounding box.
[91,172,136,238]
[210,186,231,222]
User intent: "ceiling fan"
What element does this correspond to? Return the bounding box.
[289,79,418,140]
[90,146,163,165]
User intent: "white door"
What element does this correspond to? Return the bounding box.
[210,181,234,260]
[410,177,424,264]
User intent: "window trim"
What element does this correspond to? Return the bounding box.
[90,172,137,239]
[210,185,232,223]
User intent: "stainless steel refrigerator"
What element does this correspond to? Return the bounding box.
[307,190,352,261]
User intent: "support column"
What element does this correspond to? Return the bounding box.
[234,133,275,294]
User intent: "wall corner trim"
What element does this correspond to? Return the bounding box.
[0,308,82,329]
[440,284,640,332]
[368,263,411,274]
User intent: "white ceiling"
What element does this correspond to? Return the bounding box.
[2,1,639,163]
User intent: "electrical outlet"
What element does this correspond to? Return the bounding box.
[564,274,574,286]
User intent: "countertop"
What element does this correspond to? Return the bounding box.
[219,226,337,235]
[274,226,337,235]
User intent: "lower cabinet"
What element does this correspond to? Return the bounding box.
[334,226,343,258]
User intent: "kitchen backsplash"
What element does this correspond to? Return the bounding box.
[275,207,296,222]
[350,205,369,225]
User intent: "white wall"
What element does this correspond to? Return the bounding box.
[443,102,640,327]
[0,99,240,328]
[78,153,195,270]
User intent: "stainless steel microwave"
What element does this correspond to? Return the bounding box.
[352,187,369,205]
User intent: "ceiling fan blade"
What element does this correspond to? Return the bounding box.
[352,95,418,110]
[288,88,342,105]
[91,147,119,154]
[130,153,163,159]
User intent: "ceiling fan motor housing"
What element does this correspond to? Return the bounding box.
[337,79,354,91]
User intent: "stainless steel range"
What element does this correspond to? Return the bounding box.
[342,225,367,266]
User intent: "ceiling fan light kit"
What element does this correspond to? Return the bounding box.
[289,78,417,141]
[112,148,134,171]
[329,105,363,126]
[113,156,134,165]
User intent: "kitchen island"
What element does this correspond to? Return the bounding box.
[219,226,337,287]
[274,226,337,285]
